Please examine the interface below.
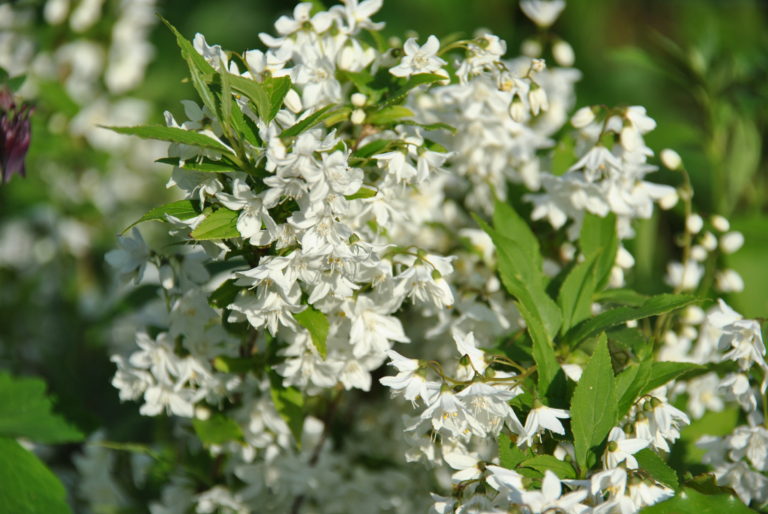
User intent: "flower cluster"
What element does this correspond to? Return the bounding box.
[98,1,767,513]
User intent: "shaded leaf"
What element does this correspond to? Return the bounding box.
[192,414,243,445]
[580,212,618,290]
[641,361,705,396]
[558,253,599,334]
[0,373,83,444]
[190,208,240,240]
[636,448,679,489]
[0,438,71,513]
[294,307,330,359]
[281,104,340,138]
[519,455,576,479]
[269,374,304,447]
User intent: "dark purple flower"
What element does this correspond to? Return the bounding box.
[0,87,32,184]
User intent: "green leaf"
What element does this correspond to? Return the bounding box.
[565,294,699,348]
[192,414,243,445]
[635,448,678,489]
[228,74,291,122]
[351,139,392,159]
[608,327,652,360]
[190,208,240,240]
[281,104,340,138]
[155,157,236,172]
[219,65,233,128]
[580,212,618,290]
[571,335,617,474]
[478,202,562,397]
[212,356,255,374]
[558,253,599,334]
[365,105,414,125]
[519,455,577,479]
[209,278,240,309]
[294,307,330,359]
[123,199,200,233]
[269,375,304,446]
[595,288,648,307]
[384,73,446,106]
[550,135,574,176]
[498,433,529,469]
[0,373,83,444]
[103,125,230,152]
[0,438,72,513]
[614,359,653,419]
[160,17,215,78]
[345,187,377,200]
[642,487,753,514]
[641,361,704,396]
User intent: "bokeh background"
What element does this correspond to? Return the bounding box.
[1,0,766,508]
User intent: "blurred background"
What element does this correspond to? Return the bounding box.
[0,0,766,507]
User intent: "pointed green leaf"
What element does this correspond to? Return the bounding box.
[345,187,377,200]
[269,374,304,446]
[384,73,446,106]
[642,361,705,396]
[580,212,618,290]
[635,448,678,489]
[228,74,291,122]
[192,414,243,445]
[352,139,392,159]
[565,294,699,348]
[190,208,240,240]
[122,199,200,233]
[558,253,599,334]
[614,359,653,419]
[103,125,230,152]
[642,487,752,514]
[498,433,530,469]
[294,307,329,359]
[365,105,414,125]
[155,158,235,173]
[281,104,340,138]
[519,455,577,479]
[595,288,648,307]
[0,438,72,513]
[571,335,617,474]
[0,373,83,444]
[160,17,215,78]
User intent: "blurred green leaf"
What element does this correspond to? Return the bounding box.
[294,306,330,359]
[0,438,71,514]
[191,207,240,240]
[193,414,243,445]
[104,125,230,152]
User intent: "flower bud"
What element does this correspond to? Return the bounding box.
[716,269,744,293]
[527,84,548,116]
[521,38,542,58]
[690,245,708,262]
[552,39,575,67]
[351,92,367,107]
[571,106,595,128]
[685,214,703,234]
[700,231,717,251]
[720,231,744,254]
[710,215,730,232]
[660,148,682,170]
[351,108,366,125]
[508,95,527,123]
[283,88,303,113]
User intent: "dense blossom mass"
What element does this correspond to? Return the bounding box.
[9,0,755,511]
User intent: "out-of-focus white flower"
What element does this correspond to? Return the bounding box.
[520,0,566,28]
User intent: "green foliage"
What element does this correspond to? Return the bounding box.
[190,207,240,240]
[564,294,699,347]
[365,105,414,125]
[269,376,305,447]
[0,439,72,514]
[103,125,231,152]
[383,73,447,106]
[156,157,236,173]
[281,104,341,138]
[519,455,577,480]
[570,335,617,475]
[635,448,679,489]
[123,199,200,233]
[294,306,330,359]
[0,373,83,444]
[193,414,244,445]
[643,487,753,514]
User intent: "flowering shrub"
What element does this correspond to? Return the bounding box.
[6,0,764,512]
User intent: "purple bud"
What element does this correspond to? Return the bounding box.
[0,87,33,184]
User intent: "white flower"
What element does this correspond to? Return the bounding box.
[519,0,566,28]
[105,227,150,283]
[686,213,704,234]
[379,350,433,403]
[520,470,588,513]
[389,35,447,79]
[602,427,649,469]
[520,404,570,446]
[665,260,704,291]
[419,389,484,439]
[660,148,682,170]
[716,269,744,293]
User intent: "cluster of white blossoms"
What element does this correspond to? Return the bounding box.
[101,0,767,513]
